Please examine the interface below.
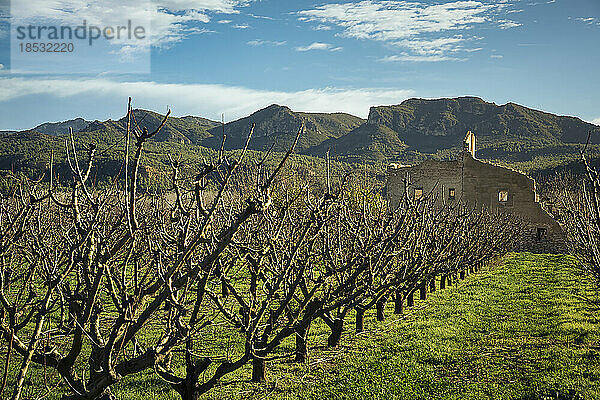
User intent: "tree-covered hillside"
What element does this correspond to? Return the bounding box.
[201,104,366,152]
[1,97,599,185]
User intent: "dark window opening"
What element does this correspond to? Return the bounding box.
[536,227,547,242]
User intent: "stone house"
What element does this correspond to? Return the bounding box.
[386,131,563,252]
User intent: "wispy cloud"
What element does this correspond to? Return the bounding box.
[247,39,287,46]
[528,0,556,5]
[233,24,250,29]
[491,54,503,59]
[10,0,250,51]
[248,14,275,20]
[298,1,498,41]
[0,77,415,121]
[577,17,596,24]
[498,19,522,29]
[298,1,522,62]
[396,36,465,57]
[295,42,342,52]
[218,19,233,24]
[379,54,461,62]
[574,17,600,26]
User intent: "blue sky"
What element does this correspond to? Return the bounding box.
[0,0,599,130]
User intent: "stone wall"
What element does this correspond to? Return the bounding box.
[386,149,564,253]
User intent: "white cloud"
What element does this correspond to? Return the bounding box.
[497,19,522,29]
[233,24,250,29]
[0,64,4,70]
[158,1,246,14]
[574,17,599,26]
[218,19,233,24]
[490,54,503,58]
[295,42,340,52]
[10,0,249,50]
[298,1,499,41]
[591,118,600,126]
[247,39,287,46]
[248,14,275,21]
[528,0,556,5]
[396,36,465,56]
[0,77,415,119]
[577,17,596,24]
[379,54,460,62]
[298,1,521,61]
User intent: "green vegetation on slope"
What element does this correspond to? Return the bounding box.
[202,104,366,152]
[82,109,221,144]
[307,123,409,163]
[2,96,600,184]
[320,96,600,165]
[32,117,91,136]
[368,97,598,147]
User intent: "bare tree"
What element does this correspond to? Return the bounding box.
[0,99,525,400]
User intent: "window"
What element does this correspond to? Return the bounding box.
[536,227,547,242]
[498,190,509,203]
[448,188,456,199]
[414,188,423,200]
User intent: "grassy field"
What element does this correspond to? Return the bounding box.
[184,253,600,400]
[13,253,600,399]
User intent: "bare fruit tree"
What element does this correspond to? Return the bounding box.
[0,99,524,400]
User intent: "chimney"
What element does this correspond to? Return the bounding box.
[464,131,475,158]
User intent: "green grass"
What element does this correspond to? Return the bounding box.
[197,253,600,400]
[10,253,600,399]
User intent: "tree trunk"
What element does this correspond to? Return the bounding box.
[327,318,344,347]
[460,270,465,280]
[406,290,414,307]
[429,277,436,292]
[355,308,365,333]
[176,388,200,400]
[376,296,386,321]
[251,339,266,382]
[251,356,265,383]
[295,323,310,363]
[172,358,212,400]
[419,282,427,300]
[440,275,446,289]
[394,290,403,314]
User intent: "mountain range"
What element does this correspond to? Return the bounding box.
[1,96,599,182]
